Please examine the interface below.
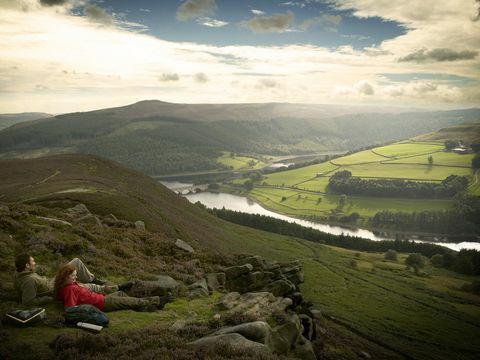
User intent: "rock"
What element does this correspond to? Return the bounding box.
[299,314,315,341]
[217,292,241,310]
[66,203,90,218]
[215,321,272,344]
[237,256,267,270]
[76,214,102,227]
[35,216,72,227]
[187,333,271,355]
[290,292,304,306]
[227,271,272,293]
[264,279,296,297]
[134,220,145,231]
[175,238,195,253]
[272,313,302,350]
[359,350,372,359]
[224,264,253,280]
[310,309,323,320]
[129,275,179,297]
[172,319,187,332]
[280,261,304,285]
[205,272,226,291]
[212,313,221,321]
[188,278,209,298]
[293,336,317,360]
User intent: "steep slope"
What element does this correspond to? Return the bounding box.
[0,154,241,251]
[0,112,52,130]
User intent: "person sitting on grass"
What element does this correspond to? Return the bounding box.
[14,253,109,306]
[54,264,172,312]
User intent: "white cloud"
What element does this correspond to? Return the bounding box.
[159,73,180,81]
[194,72,209,83]
[251,9,265,16]
[301,14,342,32]
[197,17,228,27]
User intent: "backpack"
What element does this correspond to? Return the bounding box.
[64,304,109,327]
[5,307,46,327]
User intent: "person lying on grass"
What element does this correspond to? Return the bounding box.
[54,264,172,312]
[14,253,108,306]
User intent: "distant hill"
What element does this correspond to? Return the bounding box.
[0,100,478,175]
[414,122,480,144]
[0,112,52,130]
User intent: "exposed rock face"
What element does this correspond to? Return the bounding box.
[205,272,225,292]
[65,203,90,218]
[76,214,102,227]
[175,239,195,253]
[129,275,179,297]
[223,256,304,297]
[134,220,145,231]
[188,278,209,299]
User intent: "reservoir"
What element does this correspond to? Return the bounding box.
[162,181,480,251]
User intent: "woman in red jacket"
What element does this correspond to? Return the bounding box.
[54,264,166,312]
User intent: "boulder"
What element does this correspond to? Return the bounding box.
[187,333,271,355]
[66,203,90,218]
[280,261,304,285]
[264,279,296,297]
[175,239,195,254]
[272,313,302,350]
[237,256,267,270]
[205,272,226,291]
[134,220,145,231]
[129,275,179,297]
[188,278,209,299]
[293,336,317,360]
[227,271,272,293]
[224,264,253,280]
[215,321,272,344]
[216,292,241,310]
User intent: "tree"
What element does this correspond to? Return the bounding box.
[338,194,347,209]
[384,249,398,261]
[405,253,425,268]
[244,180,254,191]
[444,139,459,150]
[430,254,444,267]
[428,155,433,166]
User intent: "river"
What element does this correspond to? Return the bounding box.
[161,181,480,251]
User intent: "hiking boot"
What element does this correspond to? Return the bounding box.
[91,277,107,285]
[118,280,134,292]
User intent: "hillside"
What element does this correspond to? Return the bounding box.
[414,122,480,144]
[0,100,478,175]
[1,154,479,359]
[0,113,52,130]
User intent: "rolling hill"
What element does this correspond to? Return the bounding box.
[0,112,52,130]
[0,100,478,175]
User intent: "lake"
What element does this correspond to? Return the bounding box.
[161,182,479,251]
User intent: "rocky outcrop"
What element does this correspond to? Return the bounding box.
[188,278,209,299]
[134,220,145,231]
[129,275,179,297]
[175,239,195,254]
[65,203,90,218]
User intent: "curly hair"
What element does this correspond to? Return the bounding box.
[54,264,76,299]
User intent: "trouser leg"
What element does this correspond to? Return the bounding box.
[68,258,95,283]
[103,294,154,312]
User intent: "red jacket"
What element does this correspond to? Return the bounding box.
[58,282,105,310]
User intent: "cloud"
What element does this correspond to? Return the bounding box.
[242,11,295,33]
[176,0,217,22]
[194,72,209,83]
[139,8,151,13]
[301,14,342,32]
[282,2,306,8]
[197,17,228,27]
[356,80,374,95]
[83,4,115,26]
[251,9,265,16]
[159,73,180,81]
[399,48,478,63]
[257,78,278,89]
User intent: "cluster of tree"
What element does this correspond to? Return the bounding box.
[430,250,480,276]
[371,195,480,234]
[328,170,469,198]
[209,207,449,258]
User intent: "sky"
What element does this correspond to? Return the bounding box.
[0,0,479,114]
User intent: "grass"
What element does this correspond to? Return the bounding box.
[384,152,474,167]
[373,142,444,157]
[263,162,338,186]
[216,152,266,170]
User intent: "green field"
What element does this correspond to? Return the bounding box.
[217,152,266,170]
[239,140,478,219]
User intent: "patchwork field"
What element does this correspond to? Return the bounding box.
[245,140,478,221]
[216,152,266,170]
